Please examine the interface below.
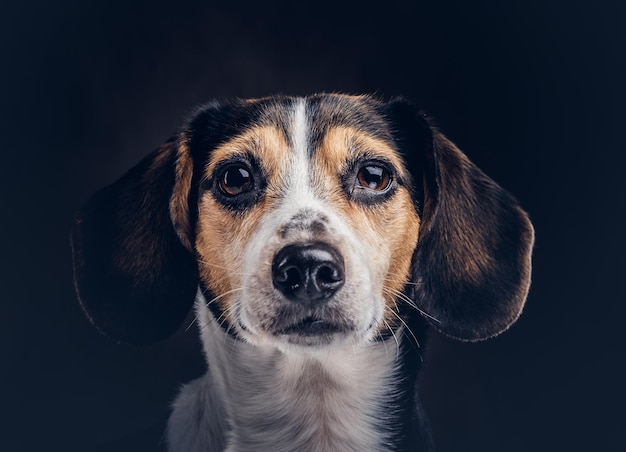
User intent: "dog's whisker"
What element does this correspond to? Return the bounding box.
[380,334,391,361]
[204,287,244,306]
[226,300,242,336]
[185,314,199,332]
[197,296,237,333]
[376,326,390,360]
[384,277,445,323]
[387,307,423,362]
[383,285,441,324]
[382,318,400,361]
[197,317,213,332]
[194,289,245,333]
[189,290,240,333]
[205,310,232,339]
[195,259,250,276]
[382,275,424,288]
[381,292,408,360]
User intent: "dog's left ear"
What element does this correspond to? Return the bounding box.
[71,138,198,344]
[385,99,534,341]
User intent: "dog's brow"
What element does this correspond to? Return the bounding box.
[248,97,297,148]
[306,95,392,151]
[313,126,410,181]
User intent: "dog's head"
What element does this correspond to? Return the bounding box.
[71,94,534,348]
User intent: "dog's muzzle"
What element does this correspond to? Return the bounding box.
[272,242,345,305]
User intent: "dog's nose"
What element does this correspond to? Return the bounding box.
[272,243,345,303]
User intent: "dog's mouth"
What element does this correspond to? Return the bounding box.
[271,315,349,346]
[276,316,344,336]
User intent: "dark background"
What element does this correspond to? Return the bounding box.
[1,1,624,451]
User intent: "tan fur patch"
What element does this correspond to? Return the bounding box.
[195,126,292,322]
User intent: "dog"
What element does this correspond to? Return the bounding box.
[71,94,534,451]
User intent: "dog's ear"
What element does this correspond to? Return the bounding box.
[71,137,198,344]
[386,99,534,341]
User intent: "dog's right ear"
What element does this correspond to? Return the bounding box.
[382,98,534,342]
[71,137,198,344]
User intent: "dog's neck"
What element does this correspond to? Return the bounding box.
[202,302,400,452]
[166,299,431,452]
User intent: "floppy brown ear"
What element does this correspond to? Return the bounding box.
[71,138,198,344]
[415,130,534,341]
[386,100,534,341]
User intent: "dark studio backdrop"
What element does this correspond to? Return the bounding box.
[1,1,624,451]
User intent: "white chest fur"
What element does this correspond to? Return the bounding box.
[167,300,402,452]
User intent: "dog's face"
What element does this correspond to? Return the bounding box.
[71,94,534,347]
[190,99,420,348]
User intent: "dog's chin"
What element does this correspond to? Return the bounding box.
[238,317,362,350]
[274,317,349,347]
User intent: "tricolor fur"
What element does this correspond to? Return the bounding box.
[71,94,534,451]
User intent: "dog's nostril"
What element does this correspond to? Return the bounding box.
[275,266,303,292]
[315,264,342,285]
[272,243,345,304]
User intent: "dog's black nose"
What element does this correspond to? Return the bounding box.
[272,243,345,303]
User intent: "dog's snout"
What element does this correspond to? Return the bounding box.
[272,243,345,304]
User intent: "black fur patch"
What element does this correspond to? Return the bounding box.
[71,141,198,344]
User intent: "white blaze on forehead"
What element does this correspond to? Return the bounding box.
[292,98,309,159]
[286,98,318,207]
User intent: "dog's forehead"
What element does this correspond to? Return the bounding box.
[248,94,391,137]
[187,94,394,159]
[305,95,393,146]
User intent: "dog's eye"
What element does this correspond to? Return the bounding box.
[356,165,392,191]
[218,164,253,196]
